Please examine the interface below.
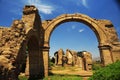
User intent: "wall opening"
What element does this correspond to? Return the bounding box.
[25,36,40,78]
[49,22,100,72]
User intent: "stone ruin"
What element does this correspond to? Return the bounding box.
[53,49,92,71]
[0,5,120,79]
[0,6,43,79]
[82,51,92,71]
[54,49,64,65]
[0,21,26,79]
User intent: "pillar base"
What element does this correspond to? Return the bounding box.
[99,45,113,66]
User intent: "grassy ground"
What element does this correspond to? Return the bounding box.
[44,74,82,80]
[19,76,28,80]
[19,74,82,80]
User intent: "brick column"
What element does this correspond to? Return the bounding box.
[99,45,113,66]
[111,42,120,62]
[42,46,49,77]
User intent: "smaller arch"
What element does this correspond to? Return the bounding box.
[16,29,44,79]
[26,35,40,77]
[25,29,44,79]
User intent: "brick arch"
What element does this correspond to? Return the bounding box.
[44,14,108,58]
[43,13,120,75]
[44,14,108,47]
[21,29,41,78]
[15,25,44,79]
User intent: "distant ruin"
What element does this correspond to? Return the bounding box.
[0,5,120,79]
[53,49,92,71]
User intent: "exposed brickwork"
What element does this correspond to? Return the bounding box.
[0,20,26,80]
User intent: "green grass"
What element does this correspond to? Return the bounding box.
[44,74,82,80]
[19,74,82,80]
[18,76,28,80]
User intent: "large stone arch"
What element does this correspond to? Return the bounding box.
[42,13,120,76]
[44,14,106,45]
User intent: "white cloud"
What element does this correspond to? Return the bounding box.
[79,29,84,32]
[24,0,54,14]
[35,4,54,14]
[81,0,89,8]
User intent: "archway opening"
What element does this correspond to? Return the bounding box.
[49,22,101,75]
[24,35,40,78]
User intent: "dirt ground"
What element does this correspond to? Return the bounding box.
[49,66,93,80]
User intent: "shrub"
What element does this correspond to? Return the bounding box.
[89,61,120,80]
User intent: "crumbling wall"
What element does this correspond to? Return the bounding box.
[57,49,64,65]
[66,49,73,65]
[0,20,26,80]
[82,51,92,71]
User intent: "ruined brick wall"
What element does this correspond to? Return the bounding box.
[66,49,73,65]
[54,49,92,70]
[57,49,64,65]
[0,20,26,79]
[96,20,119,43]
[0,20,26,59]
[0,5,43,79]
[82,51,92,71]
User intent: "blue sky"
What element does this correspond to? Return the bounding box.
[0,0,120,58]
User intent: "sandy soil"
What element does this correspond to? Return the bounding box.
[50,66,93,77]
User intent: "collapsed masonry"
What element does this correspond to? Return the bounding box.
[53,49,92,71]
[0,20,26,79]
